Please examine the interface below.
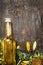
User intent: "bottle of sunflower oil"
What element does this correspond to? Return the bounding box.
[2,18,16,65]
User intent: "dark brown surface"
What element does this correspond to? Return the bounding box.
[0,0,43,52]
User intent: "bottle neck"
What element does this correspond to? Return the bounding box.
[5,22,12,37]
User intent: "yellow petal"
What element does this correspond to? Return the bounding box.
[26,41,30,52]
[33,41,37,51]
[17,45,20,49]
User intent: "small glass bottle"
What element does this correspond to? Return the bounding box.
[2,18,16,65]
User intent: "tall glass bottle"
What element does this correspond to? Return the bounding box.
[2,18,16,65]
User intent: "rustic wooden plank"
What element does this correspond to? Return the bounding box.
[0,0,43,52]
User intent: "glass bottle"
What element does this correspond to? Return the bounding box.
[2,18,16,65]
[0,39,2,64]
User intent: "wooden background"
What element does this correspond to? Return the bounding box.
[0,0,43,52]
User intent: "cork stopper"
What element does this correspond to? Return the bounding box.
[5,18,12,36]
[5,18,11,22]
